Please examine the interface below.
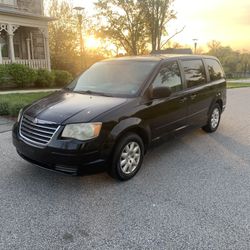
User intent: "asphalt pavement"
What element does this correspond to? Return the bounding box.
[0,88,250,249]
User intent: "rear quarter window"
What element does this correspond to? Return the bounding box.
[181,59,206,88]
[205,59,225,81]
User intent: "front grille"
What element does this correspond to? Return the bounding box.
[20,115,59,146]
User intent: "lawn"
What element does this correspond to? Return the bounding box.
[227,82,250,89]
[0,92,53,117]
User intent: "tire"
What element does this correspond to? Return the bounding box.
[202,104,221,133]
[108,133,144,181]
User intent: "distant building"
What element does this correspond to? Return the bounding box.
[151,48,193,55]
[0,0,54,70]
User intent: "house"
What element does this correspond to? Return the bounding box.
[151,48,193,55]
[0,0,54,70]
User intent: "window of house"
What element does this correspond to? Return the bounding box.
[182,60,206,88]
[205,59,225,81]
[0,0,15,5]
[152,61,183,92]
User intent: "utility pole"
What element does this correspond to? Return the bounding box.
[193,38,198,54]
[74,6,87,70]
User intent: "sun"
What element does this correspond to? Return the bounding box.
[85,36,101,49]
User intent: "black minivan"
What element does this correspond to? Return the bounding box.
[13,55,226,180]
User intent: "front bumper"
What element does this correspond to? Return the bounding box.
[12,123,111,174]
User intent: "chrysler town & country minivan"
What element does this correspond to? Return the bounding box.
[13,55,226,180]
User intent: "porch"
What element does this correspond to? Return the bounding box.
[0,24,51,70]
[2,59,49,69]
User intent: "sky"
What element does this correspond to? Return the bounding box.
[72,0,250,51]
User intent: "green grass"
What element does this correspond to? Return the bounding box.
[227,82,250,89]
[0,92,52,117]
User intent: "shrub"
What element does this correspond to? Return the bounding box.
[53,70,73,87]
[7,64,37,88]
[9,101,27,116]
[35,69,55,88]
[0,101,9,115]
[0,65,13,87]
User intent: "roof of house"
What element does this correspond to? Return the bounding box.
[0,7,55,21]
[151,48,193,55]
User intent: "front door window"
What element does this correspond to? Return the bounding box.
[152,61,183,93]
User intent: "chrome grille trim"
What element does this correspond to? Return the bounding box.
[19,115,60,146]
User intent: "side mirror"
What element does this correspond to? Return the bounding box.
[152,86,172,99]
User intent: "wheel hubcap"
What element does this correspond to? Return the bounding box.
[120,141,141,175]
[211,108,220,129]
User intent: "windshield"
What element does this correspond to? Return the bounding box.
[68,61,158,97]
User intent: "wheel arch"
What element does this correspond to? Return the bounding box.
[109,118,151,155]
[208,97,223,115]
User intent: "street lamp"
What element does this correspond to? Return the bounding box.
[74,6,86,69]
[193,38,198,54]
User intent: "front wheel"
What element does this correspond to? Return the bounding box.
[109,133,144,181]
[202,104,221,133]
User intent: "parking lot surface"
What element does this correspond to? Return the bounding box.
[0,88,250,249]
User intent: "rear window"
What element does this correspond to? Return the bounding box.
[205,59,224,81]
[182,60,206,88]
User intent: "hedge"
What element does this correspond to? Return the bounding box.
[53,70,73,87]
[7,64,37,88]
[35,69,55,88]
[0,64,73,89]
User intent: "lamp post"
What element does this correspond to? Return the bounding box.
[193,38,198,54]
[74,6,86,69]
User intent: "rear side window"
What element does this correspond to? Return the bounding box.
[205,59,224,81]
[181,60,206,88]
[152,61,182,92]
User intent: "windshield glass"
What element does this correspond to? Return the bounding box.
[69,61,158,97]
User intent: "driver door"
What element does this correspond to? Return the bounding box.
[142,60,189,139]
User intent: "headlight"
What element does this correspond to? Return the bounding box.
[17,109,23,123]
[62,123,102,141]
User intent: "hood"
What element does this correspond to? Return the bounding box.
[24,91,128,124]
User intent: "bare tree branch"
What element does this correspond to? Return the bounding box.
[160,26,185,49]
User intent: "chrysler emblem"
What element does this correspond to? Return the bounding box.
[33,118,38,124]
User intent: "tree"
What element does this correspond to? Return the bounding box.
[207,40,221,52]
[138,0,178,51]
[48,0,81,75]
[95,0,148,55]
[207,41,250,77]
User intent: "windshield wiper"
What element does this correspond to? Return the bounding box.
[77,90,113,97]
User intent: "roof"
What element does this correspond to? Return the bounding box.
[104,54,218,63]
[0,7,55,21]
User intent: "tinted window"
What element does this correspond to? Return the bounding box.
[205,59,224,81]
[70,61,157,97]
[182,60,206,88]
[152,61,182,92]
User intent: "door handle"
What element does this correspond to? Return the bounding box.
[179,97,188,103]
[190,94,197,100]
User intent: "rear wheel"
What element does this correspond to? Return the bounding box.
[109,133,144,181]
[202,104,221,133]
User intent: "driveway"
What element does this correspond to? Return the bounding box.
[0,88,250,249]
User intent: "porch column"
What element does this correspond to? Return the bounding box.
[0,24,7,64]
[7,24,19,63]
[45,35,51,71]
[0,44,2,64]
[26,38,31,60]
[39,27,51,71]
